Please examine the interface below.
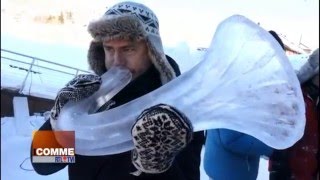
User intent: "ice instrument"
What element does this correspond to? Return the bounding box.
[54,15,306,155]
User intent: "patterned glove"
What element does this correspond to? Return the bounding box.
[131,104,193,175]
[50,74,101,121]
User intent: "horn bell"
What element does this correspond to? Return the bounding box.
[56,14,305,156]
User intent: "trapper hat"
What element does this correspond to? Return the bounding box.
[87,1,176,84]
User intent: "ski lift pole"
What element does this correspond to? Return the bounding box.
[19,58,36,94]
[75,69,79,77]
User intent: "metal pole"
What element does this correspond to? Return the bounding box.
[19,58,35,94]
[75,69,79,77]
[299,34,302,48]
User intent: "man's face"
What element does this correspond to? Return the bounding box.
[103,39,152,79]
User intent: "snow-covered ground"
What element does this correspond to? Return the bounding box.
[1,116,269,180]
[1,116,68,180]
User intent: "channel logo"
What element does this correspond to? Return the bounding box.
[32,130,75,163]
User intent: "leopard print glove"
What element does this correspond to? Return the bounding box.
[50,74,101,121]
[131,104,193,175]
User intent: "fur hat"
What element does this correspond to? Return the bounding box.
[87,1,176,84]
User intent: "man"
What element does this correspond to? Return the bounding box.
[269,48,319,180]
[31,1,204,180]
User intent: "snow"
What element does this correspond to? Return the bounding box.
[1,24,269,180]
[1,33,92,100]
[1,116,269,180]
[1,117,68,180]
[1,33,205,100]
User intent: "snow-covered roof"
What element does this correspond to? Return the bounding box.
[278,33,312,54]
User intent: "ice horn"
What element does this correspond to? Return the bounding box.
[55,15,305,156]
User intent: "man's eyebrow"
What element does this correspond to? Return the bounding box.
[123,44,135,48]
[102,43,114,46]
[102,43,136,48]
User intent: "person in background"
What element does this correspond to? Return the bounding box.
[31,1,205,180]
[203,125,273,180]
[202,30,284,180]
[269,48,319,180]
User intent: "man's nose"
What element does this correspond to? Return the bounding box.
[113,51,125,66]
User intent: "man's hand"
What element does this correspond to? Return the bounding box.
[50,74,101,121]
[131,104,193,174]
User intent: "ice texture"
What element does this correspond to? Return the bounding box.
[54,15,305,156]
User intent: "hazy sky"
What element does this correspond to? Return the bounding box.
[2,0,319,50]
[102,0,319,49]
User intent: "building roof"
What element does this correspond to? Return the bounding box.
[278,33,312,54]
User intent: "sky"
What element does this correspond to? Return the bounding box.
[88,0,318,49]
[1,0,319,50]
[133,0,319,49]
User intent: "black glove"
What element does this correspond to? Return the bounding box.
[50,74,101,121]
[131,104,193,175]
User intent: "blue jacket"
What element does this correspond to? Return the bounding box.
[204,129,274,180]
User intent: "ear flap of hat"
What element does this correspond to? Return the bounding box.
[87,41,106,76]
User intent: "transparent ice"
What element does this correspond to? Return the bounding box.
[54,15,305,156]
